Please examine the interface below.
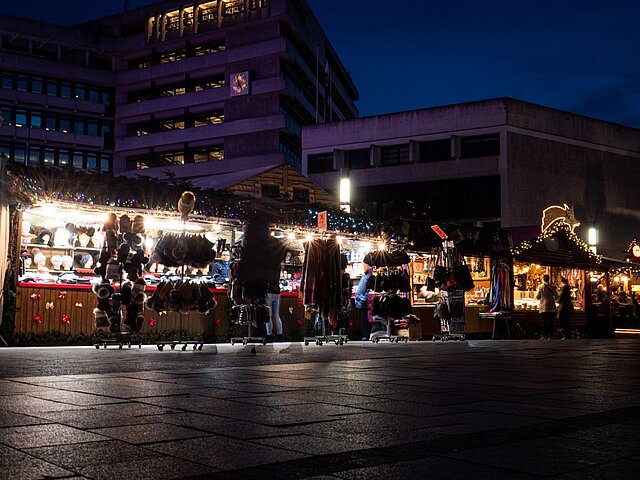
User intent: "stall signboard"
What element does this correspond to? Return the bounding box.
[317,211,327,231]
[431,224,447,239]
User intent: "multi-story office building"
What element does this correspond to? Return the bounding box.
[302,98,640,257]
[0,0,358,191]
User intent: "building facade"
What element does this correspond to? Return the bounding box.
[0,0,358,193]
[302,98,640,257]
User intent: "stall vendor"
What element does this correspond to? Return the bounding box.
[210,250,231,284]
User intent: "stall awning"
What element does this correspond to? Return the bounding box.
[511,223,602,269]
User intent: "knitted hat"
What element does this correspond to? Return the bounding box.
[120,280,133,306]
[178,191,196,221]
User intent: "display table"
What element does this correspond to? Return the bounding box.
[478,311,512,339]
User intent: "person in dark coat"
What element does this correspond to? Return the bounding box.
[556,275,574,339]
[209,250,231,284]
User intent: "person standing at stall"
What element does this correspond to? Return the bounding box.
[355,262,373,341]
[536,274,557,340]
[557,275,574,340]
[209,250,231,285]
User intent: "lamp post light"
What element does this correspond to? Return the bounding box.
[339,177,350,213]
[588,227,598,254]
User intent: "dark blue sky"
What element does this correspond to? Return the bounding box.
[2,0,639,127]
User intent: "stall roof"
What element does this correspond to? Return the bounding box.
[511,223,601,268]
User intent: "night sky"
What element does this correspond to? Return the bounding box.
[2,0,638,128]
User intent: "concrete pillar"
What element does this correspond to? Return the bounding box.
[371,145,381,167]
[409,140,419,163]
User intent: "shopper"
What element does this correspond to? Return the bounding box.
[210,250,231,284]
[536,274,557,339]
[556,275,574,339]
[355,262,374,340]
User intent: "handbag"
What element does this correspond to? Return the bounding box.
[453,264,475,292]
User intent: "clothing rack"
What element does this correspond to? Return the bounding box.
[432,240,466,342]
[156,220,204,351]
[230,303,269,346]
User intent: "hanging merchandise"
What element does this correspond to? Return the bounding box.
[301,237,343,319]
[149,233,216,268]
[433,242,468,341]
[490,259,512,312]
[146,278,216,314]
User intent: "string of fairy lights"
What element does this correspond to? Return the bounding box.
[10,167,375,234]
[510,222,602,264]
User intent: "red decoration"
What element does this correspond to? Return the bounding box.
[214,318,221,326]
[297,299,303,308]
[58,291,68,299]
[30,292,41,300]
[33,314,43,324]
[61,314,71,324]
[296,319,303,327]
[149,318,157,326]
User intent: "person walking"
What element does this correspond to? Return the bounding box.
[536,274,557,339]
[556,275,574,339]
[355,262,373,340]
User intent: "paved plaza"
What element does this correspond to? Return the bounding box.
[0,339,639,479]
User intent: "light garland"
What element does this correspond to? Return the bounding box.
[511,222,601,264]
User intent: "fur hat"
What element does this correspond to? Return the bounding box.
[109,293,122,311]
[93,279,115,299]
[131,215,145,234]
[119,215,131,233]
[124,303,138,328]
[116,243,130,264]
[104,230,118,252]
[105,258,120,280]
[94,308,109,328]
[36,228,53,246]
[120,280,133,306]
[132,277,147,295]
[178,191,196,221]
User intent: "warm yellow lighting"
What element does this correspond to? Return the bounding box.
[622,276,629,282]
[145,238,154,251]
[378,242,386,251]
[287,232,296,240]
[339,178,350,204]
[362,242,372,251]
[336,236,343,244]
[213,224,222,232]
[305,233,314,241]
[588,227,598,246]
[614,276,620,282]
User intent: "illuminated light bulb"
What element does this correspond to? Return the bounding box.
[271,231,275,236]
[622,276,629,282]
[614,276,620,282]
[305,233,314,241]
[378,242,386,251]
[287,232,295,240]
[336,236,343,244]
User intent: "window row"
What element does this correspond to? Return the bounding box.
[125,145,224,170]
[129,40,226,69]
[0,105,113,137]
[0,143,110,172]
[127,75,225,103]
[306,134,501,173]
[259,184,310,202]
[126,110,224,137]
[0,70,114,105]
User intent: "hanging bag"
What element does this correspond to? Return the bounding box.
[453,250,475,292]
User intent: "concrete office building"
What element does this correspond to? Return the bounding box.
[0,0,358,197]
[302,98,640,257]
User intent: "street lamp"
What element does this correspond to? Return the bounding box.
[339,177,350,213]
[588,227,598,254]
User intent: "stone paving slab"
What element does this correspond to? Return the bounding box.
[0,340,638,479]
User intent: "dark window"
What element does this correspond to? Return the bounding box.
[1,72,13,89]
[1,107,13,125]
[28,146,41,166]
[59,116,71,133]
[45,114,57,131]
[87,121,98,136]
[292,187,309,202]
[43,148,55,166]
[345,148,371,170]
[14,146,26,164]
[46,79,58,96]
[261,184,280,198]
[15,110,27,127]
[74,119,85,135]
[100,154,110,172]
[60,82,72,99]
[307,153,334,174]
[88,88,100,103]
[101,90,112,105]
[16,75,28,92]
[86,153,97,171]
[419,139,451,163]
[75,84,86,100]
[101,123,112,137]
[30,112,42,129]
[381,144,409,166]
[58,150,69,166]
[460,134,500,159]
[73,152,84,169]
[31,77,43,94]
